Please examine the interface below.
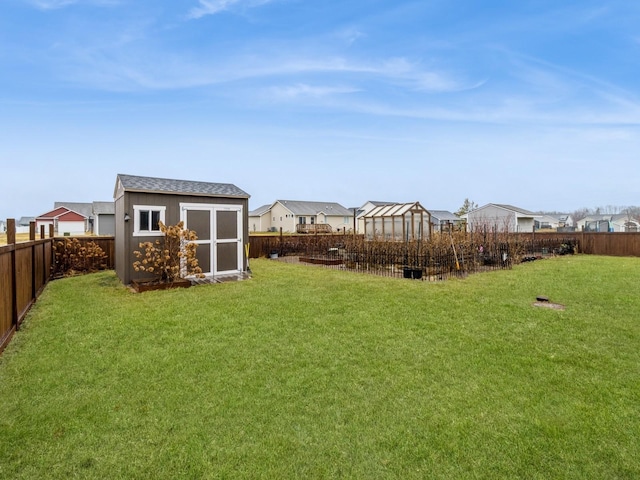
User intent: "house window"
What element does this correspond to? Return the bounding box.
[299,217,306,225]
[133,205,166,236]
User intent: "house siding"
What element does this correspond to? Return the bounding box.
[270,203,296,232]
[466,204,537,233]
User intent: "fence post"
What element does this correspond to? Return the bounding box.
[29,221,36,241]
[7,218,16,245]
[7,219,18,331]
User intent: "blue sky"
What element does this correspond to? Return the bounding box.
[1,0,639,220]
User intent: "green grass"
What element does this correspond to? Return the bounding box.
[1,256,639,479]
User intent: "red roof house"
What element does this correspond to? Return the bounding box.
[36,207,88,236]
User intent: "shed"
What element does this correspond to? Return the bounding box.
[363,202,432,241]
[114,174,250,285]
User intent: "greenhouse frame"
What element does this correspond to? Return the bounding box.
[363,202,432,241]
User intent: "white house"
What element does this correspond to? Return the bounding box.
[463,203,540,233]
[36,207,87,236]
[248,204,273,232]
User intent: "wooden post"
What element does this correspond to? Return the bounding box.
[7,218,16,245]
[29,221,36,241]
[40,224,45,239]
[49,224,54,238]
[7,219,18,330]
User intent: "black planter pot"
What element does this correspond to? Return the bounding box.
[403,267,422,280]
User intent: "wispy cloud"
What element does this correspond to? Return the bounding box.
[25,0,119,9]
[187,0,272,20]
[269,83,360,100]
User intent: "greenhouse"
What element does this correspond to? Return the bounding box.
[363,202,432,241]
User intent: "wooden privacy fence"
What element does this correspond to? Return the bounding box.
[519,231,640,256]
[0,218,115,354]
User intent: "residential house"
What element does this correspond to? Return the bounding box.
[250,200,353,233]
[0,220,5,233]
[55,201,114,235]
[15,216,35,234]
[463,203,540,233]
[54,202,92,232]
[578,214,640,232]
[114,173,250,285]
[534,214,575,231]
[92,201,115,235]
[36,207,87,236]
[612,214,640,232]
[429,210,462,232]
[248,204,273,232]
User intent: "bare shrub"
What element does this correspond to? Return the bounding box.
[133,221,205,283]
[54,238,108,277]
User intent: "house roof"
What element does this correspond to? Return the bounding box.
[116,174,249,199]
[37,206,87,220]
[55,202,93,218]
[275,200,352,217]
[429,210,460,222]
[249,204,271,216]
[491,204,538,216]
[581,214,612,222]
[18,216,35,226]
[92,201,115,215]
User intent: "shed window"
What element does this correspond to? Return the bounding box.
[133,205,166,236]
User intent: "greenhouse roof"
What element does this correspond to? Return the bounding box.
[363,201,430,218]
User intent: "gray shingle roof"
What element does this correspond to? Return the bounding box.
[492,204,538,216]
[277,200,352,216]
[429,210,460,221]
[249,204,271,216]
[92,201,115,215]
[54,202,93,218]
[117,174,249,198]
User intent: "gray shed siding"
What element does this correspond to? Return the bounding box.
[115,191,248,285]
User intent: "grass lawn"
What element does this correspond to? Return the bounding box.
[0,232,32,245]
[1,256,639,479]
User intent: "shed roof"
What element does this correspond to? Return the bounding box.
[116,174,249,199]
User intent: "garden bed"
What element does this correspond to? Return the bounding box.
[299,256,344,266]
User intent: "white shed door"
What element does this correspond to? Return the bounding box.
[181,204,243,276]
